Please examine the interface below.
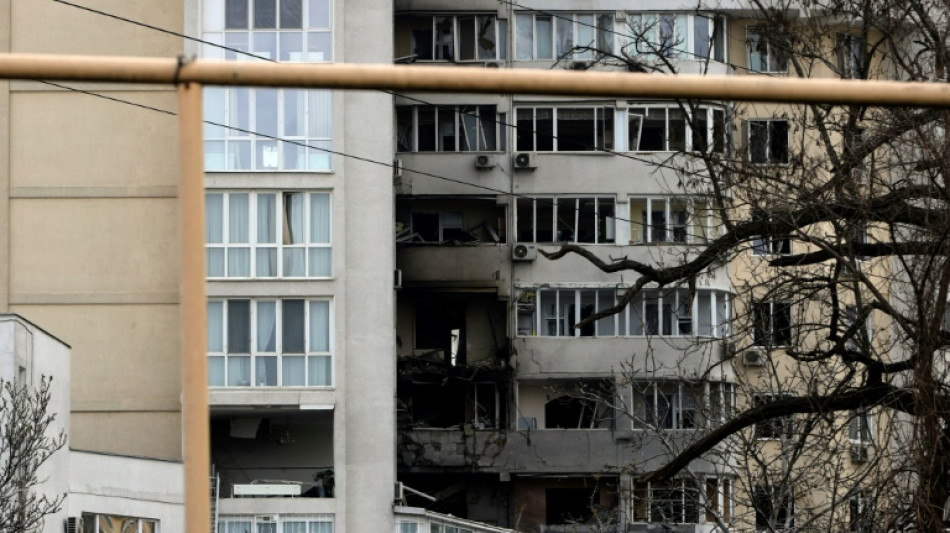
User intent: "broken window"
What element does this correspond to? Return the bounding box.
[748,119,789,164]
[515,106,614,151]
[415,301,466,366]
[515,196,615,244]
[543,382,614,429]
[627,106,724,152]
[633,480,700,524]
[401,381,503,429]
[753,301,792,347]
[396,105,506,152]
[754,484,795,530]
[633,381,702,429]
[753,394,794,439]
[397,14,508,61]
[748,27,788,73]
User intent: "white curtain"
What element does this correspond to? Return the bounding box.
[207,301,224,352]
[228,194,251,276]
[283,523,307,533]
[282,356,306,386]
[208,356,225,387]
[257,301,277,352]
[257,194,277,243]
[309,522,333,533]
[310,193,330,243]
[227,356,251,386]
[206,194,224,243]
[256,356,277,386]
[308,90,332,139]
[308,248,331,277]
[309,301,330,351]
[308,356,331,386]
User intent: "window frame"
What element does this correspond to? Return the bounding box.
[514,12,613,61]
[205,191,332,279]
[395,105,506,153]
[848,408,873,446]
[752,300,793,348]
[837,32,866,79]
[747,26,788,73]
[629,196,723,244]
[217,514,334,533]
[622,13,726,62]
[81,513,159,533]
[753,393,793,440]
[207,298,334,388]
[203,0,334,63]
[521,287,731,339]
[515,195,616,244]
[405,14,508,62]
[754,484,795,531]
[515,105,615,152]
[748,119,790,165]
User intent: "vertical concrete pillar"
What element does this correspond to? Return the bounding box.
[341,0,395,531]
[0,0,10,313]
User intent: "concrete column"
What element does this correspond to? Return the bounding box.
[0,0,9,312]
[341,0,395,531]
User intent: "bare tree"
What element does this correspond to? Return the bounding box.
[0,377,67,533]
[544,0,950,530]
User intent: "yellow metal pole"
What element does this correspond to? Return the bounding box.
[0,53,950,106]
[178,81,209,533]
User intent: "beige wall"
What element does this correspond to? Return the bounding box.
[5,4,183,459]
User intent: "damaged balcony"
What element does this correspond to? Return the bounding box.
[514,475,620,533]
[396,196,509,295]
[211,409,335,517]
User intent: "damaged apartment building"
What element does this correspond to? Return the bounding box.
[393,3,739,532]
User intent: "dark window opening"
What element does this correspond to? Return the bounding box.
[546,488,598,525]
[415,301,466,366]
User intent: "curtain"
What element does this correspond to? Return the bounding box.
[308,248,331,277]
[256,356,277,386]
[227,356,251,386]
[309,522,333,533]
[283,523,307,533]
[228,194,251,276]
[309,300,330,351]
[308,90,332,139]
[310,194,330,243]
[207,301,224,352]
[283,300,306,353]
[257,301,277,352]
[257,194,277,243]
[309,355,331,386]
[282,356,305,386]
[206,194,224,243]
[208,356,225,387]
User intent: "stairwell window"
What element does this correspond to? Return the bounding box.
[206,191,331,278]
[207,299,332,387]
[202,0,333,171]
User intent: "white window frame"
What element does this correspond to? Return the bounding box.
[406,14,508,62]
[218,514,334,533]
[625,106,726,153]
[634,381,700,430]
[514,12,613,61]
[205,191,332,279]
[634,479,701,524]
[515,196,616,244]
[202,0,333,63]
[849,408,873,446]
[207,298,333,388]
[395,105,506,153]
[515,105,615,152]
[747,26,788,73]
[630,196,722,244]
[203,87,333,172]
[525,287,731,339]
[81,513,158,533]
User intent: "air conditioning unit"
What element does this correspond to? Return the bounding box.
[513,152,538,171]
[571,60,592,70]
[65,517,82,533]
[850,443,870,462]
[743,349,766,367]
[484,61,503,68]
[512,243,537,261]
[474,154,497,169]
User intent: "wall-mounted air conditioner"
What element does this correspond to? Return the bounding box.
[65,517,82,533]
[719,342,736,360]
[484,61,503,68]
[571,60,592,70]
[513,152,538,171]
[474,154,497,169]
[512,243,537,261]
[743,349,766,367]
